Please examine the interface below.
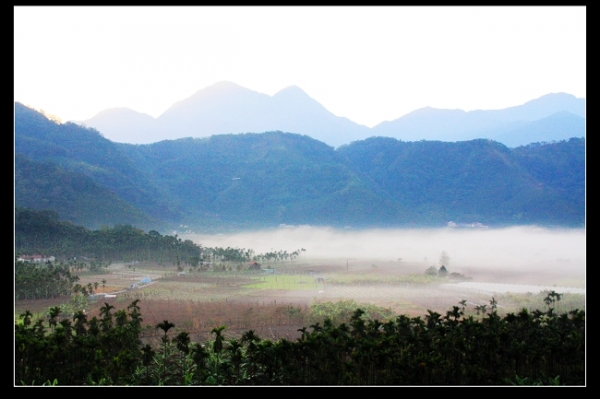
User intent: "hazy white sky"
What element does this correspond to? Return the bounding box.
[14,6,586,128]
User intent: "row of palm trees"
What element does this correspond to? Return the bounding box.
[202,247,306,265]
[17,300,146,385]
[16,293,584,385]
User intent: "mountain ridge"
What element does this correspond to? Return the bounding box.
[77,83,584,147]
[16,103,585,232]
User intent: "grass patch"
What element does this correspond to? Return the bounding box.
[327,273,444,285]
[375,299,426,315]
[244,274,321,291]
[493,291,585,314]
[308,300,396,325]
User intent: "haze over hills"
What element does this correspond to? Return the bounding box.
[80,82,372,147]
[483,111,586,148]
[371,92,586,144]
[16,103,585,232]
[79,107,157,144]
[78,82,585,148]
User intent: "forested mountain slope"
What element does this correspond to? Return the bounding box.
[15,103,585,230]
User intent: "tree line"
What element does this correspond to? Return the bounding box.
[15,261,79,300]
[16,294,584,385]
[15,207,201,263]
[16,208,306,269]
[14,208,307,300]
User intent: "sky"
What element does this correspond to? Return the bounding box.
[14,6,586,128]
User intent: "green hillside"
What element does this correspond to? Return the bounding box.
[15,102,585,230]
[15,154,157,229]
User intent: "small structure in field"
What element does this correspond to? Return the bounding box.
[139,277,151,284]
[248,261,262,270]
[128,277,152,290]
[17,255,55,263]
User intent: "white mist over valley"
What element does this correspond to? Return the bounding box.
[184,226,585,288]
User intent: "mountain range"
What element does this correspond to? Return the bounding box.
[16,102,585,232]
[78,81,585,148]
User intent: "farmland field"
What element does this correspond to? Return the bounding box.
[20,262,580,342]
[16,227,586,343]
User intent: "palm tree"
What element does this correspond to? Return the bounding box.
[126,299,143,331]
[297,327,308,341]
[115,309,128,327]
[99,303,115,331]
[489,297,498,312]
[100,302,114,318]
[211,325,226,354]
[72,310,87,337]
[543,290,562,313]
[156,320,175,343]
[211,326,227,384]
[48,306,61,332]
[127,299,141,315]
[156,320,176,382]
[20,310,33,327]
[59,318,73,340]
[73,283,82,294]
[34,318,45,336]
[174,331,191,354]
[225,339,244,383]
[475,304,488,316]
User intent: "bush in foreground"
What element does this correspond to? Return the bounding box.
[16,294,584,386]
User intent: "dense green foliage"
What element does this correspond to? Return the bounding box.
[307,300,396,326]
[15,208,201,263]
[15,208,305,283]
[16,298,585,385]
[511,138,585,224]
[116,132,399,228]
[16,301,145,385]
[15,103,584,230]
[15,103,180,226]
[15,260,79,300]
[337,137,585,226]
[15,154,156,229]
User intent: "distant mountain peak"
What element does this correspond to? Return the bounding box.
[402,106,465,119]
[209,80,244,89]
[274,85,307,95]
[93,107,155,118]
[74,82,584,147]
[193,80,253,96]
[537,92,578,99]
[272,85,316,103]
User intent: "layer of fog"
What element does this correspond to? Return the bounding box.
[183,226,585,286]
[442,282,586,295]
